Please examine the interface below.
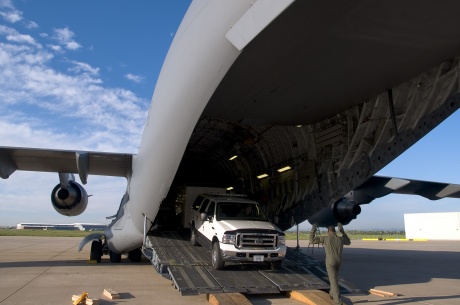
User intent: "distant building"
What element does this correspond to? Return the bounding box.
[404,212,460,240]
[16,223,107,231]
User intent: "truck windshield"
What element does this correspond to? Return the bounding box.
[216,202,268,221]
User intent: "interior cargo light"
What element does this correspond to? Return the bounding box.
[226,186,234,191]
[257,173,269,179]
[229,155,238,161]
[277,166,291,173]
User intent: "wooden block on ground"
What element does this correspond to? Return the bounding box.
[103,289,120,299]
[72,295,99,305]
[369,288,397,297]
[86,299,100,305]
[287,290,334,305]
[369,291,386,298]
[207,293,252,305]
[72,292,88,305]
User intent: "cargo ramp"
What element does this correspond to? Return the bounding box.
[142,231,360,296]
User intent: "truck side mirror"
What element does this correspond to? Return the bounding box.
[200,213,208,221]
[273,216,279,224]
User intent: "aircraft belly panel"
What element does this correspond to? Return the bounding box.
[204,1,460,125]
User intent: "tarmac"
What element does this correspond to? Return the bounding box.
[0,236,459,305]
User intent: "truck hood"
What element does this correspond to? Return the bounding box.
[219,220,280,232]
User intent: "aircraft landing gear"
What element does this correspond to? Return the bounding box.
[110,251,122,263]
[90,240,102,263]
[128,248,142,262]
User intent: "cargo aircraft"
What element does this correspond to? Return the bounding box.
[2,0,460,262]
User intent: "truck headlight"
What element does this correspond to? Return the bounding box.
[278,235,285,246]
[222,233,236,244]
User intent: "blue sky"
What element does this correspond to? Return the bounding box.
[1,0,459,230]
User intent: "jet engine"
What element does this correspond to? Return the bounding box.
[51,174,88,216]
[308,198,361,227]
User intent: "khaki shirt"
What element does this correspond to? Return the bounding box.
[310,225,351,266]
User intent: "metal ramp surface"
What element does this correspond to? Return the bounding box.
[142,231,358,296]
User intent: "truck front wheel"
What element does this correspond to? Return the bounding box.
[270,260,282,270]
[212,242,224,270]
[190,227,198,246]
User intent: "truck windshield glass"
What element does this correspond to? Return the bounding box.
[216,202,268,221]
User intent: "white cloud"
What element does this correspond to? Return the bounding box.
[6,33,38,45]
[0,0,21,22]
[69,61,100,76]
[48,44,62,52]
[0,0,14,9]
[125,73,144,83]
[0,25,41,48]
[53,27,81,50]
[0,120,69,149]
[0,10,22,23]
[0,26,148,154]
[24,20,38,29]
[0,0,153,226]
[0,24,15,35]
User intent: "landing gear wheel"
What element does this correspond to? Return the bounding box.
[212,242,224,270]
[128,248,142,262]
[270,260,282,270]
[110,251,122,263]
[190,227,198,246]
[90,240,102,263]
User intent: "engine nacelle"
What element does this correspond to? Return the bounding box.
[308,198,361,227]
[51,181,88,216]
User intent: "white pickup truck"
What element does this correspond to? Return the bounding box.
[189,194,286,270]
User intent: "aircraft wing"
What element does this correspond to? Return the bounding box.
[355,175,460,201]
[309,175,460,226]
[0,146,133,184]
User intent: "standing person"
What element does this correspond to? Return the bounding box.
[309,223,351,305]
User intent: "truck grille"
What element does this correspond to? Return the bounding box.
[236,233,277,249]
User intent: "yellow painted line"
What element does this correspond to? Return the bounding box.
[361,238,428,242]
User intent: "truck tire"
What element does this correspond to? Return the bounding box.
[128,248,142,262]
[212,242,224,270]
[190,227,198,246]
[110,251,122,263]
[90,240,102,263]
[270,260,282,270]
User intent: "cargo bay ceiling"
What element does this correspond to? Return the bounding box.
[171,0,460,230]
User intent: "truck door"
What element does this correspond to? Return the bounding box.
[196,198,210,229]
[200,200,217,249]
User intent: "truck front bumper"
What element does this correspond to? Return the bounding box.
[219,243,286,262]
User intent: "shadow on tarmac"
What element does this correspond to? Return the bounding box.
[0,258,151,268]
[306,246,460,292]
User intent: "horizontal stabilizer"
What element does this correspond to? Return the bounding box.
[356,175,460,201]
